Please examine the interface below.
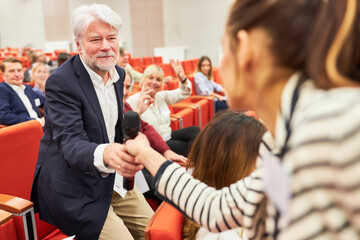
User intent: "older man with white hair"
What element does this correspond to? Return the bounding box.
[31,4,153,240]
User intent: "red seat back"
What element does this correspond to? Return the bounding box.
[154,56,163,64]
[0,121,67,240]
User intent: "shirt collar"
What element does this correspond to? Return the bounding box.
[79,55,120,86]
[5,82,25,93]
[274,71,302,150]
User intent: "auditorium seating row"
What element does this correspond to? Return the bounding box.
[0,121,186,240]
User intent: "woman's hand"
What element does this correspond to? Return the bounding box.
[163,150,188,164]
[126,133,168,176]
[125,133,151,157]
[135,84,154,115]
[170,59,186,82]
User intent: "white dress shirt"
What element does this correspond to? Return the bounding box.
[79,57,120,175]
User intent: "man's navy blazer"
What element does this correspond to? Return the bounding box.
[0,82,44,125]
[31,55,125,240]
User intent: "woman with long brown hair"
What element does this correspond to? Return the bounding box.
[124,0,360,239]
[194,56,228,113]
[183,111,266,240]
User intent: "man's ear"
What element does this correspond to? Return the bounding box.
[236,30,251,71]
[75,39,82,53]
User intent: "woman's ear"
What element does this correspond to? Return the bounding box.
[236,30,250,71]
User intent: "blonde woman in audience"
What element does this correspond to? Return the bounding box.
[31,62,49,97]
[126,64,200,156]
[194,56,228,113]
[124,0,360,239]
[183,110,266,240]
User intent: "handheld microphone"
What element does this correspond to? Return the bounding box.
[122,111,141,190]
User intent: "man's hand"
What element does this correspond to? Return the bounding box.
[103,143,143,178]
[169,59,186,82]
[163,150,188,165]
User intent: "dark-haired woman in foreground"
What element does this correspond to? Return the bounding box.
[183,111,266,240]
[124,0,360,239]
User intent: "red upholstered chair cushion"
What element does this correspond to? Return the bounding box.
[145,202,185,240]
[0,210,17,240]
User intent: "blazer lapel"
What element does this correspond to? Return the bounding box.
[72,56,109,143]
[114,76,124,143]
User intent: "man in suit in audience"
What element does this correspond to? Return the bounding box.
[31,4,153,240]
[0,57,45,126]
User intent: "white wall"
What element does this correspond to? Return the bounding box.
[0,0,46,49]
[162,0,233,66]
[0,0,233,65]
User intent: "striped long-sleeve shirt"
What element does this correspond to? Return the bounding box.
[152,73,360,239]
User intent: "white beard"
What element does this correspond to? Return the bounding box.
[81,48,119,72]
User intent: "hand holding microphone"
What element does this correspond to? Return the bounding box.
[122,111,141,190]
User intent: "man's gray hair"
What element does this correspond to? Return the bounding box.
[72,4,122,41]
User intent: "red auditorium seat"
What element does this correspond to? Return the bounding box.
[129,57,143,72]
[187,76,216,120]
[166,77,213,128]
[142,56,154,68]
[0,210,16,240]
[212,67,223,86]
[144,202,184,240]
[159,63,176,78]
[168,105,194,130]
[181,60,194,76]
[190,58,199,71]
[0,120,68,240]
[153,56,163,64]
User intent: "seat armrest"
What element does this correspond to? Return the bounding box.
[190,95,215,101]
[0,194,33,214]
[172,103,198,110]
[0,209,13,225]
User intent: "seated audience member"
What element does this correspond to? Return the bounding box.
[24,51,52,82]
[126,64,200,156]
[31,62,49,97]
[0,57,45,126]
[57,52,71,67]
[117,47,143,83]
[123,70,187,203]
[183,110,266,240]
[194,56,228,113]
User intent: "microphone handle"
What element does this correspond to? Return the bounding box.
[123,135,135,191]
[123,176,134,190]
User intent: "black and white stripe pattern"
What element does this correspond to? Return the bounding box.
[153,74,360,240]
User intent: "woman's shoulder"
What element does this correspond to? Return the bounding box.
[194,72,206,79]
[293,84,360,143]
